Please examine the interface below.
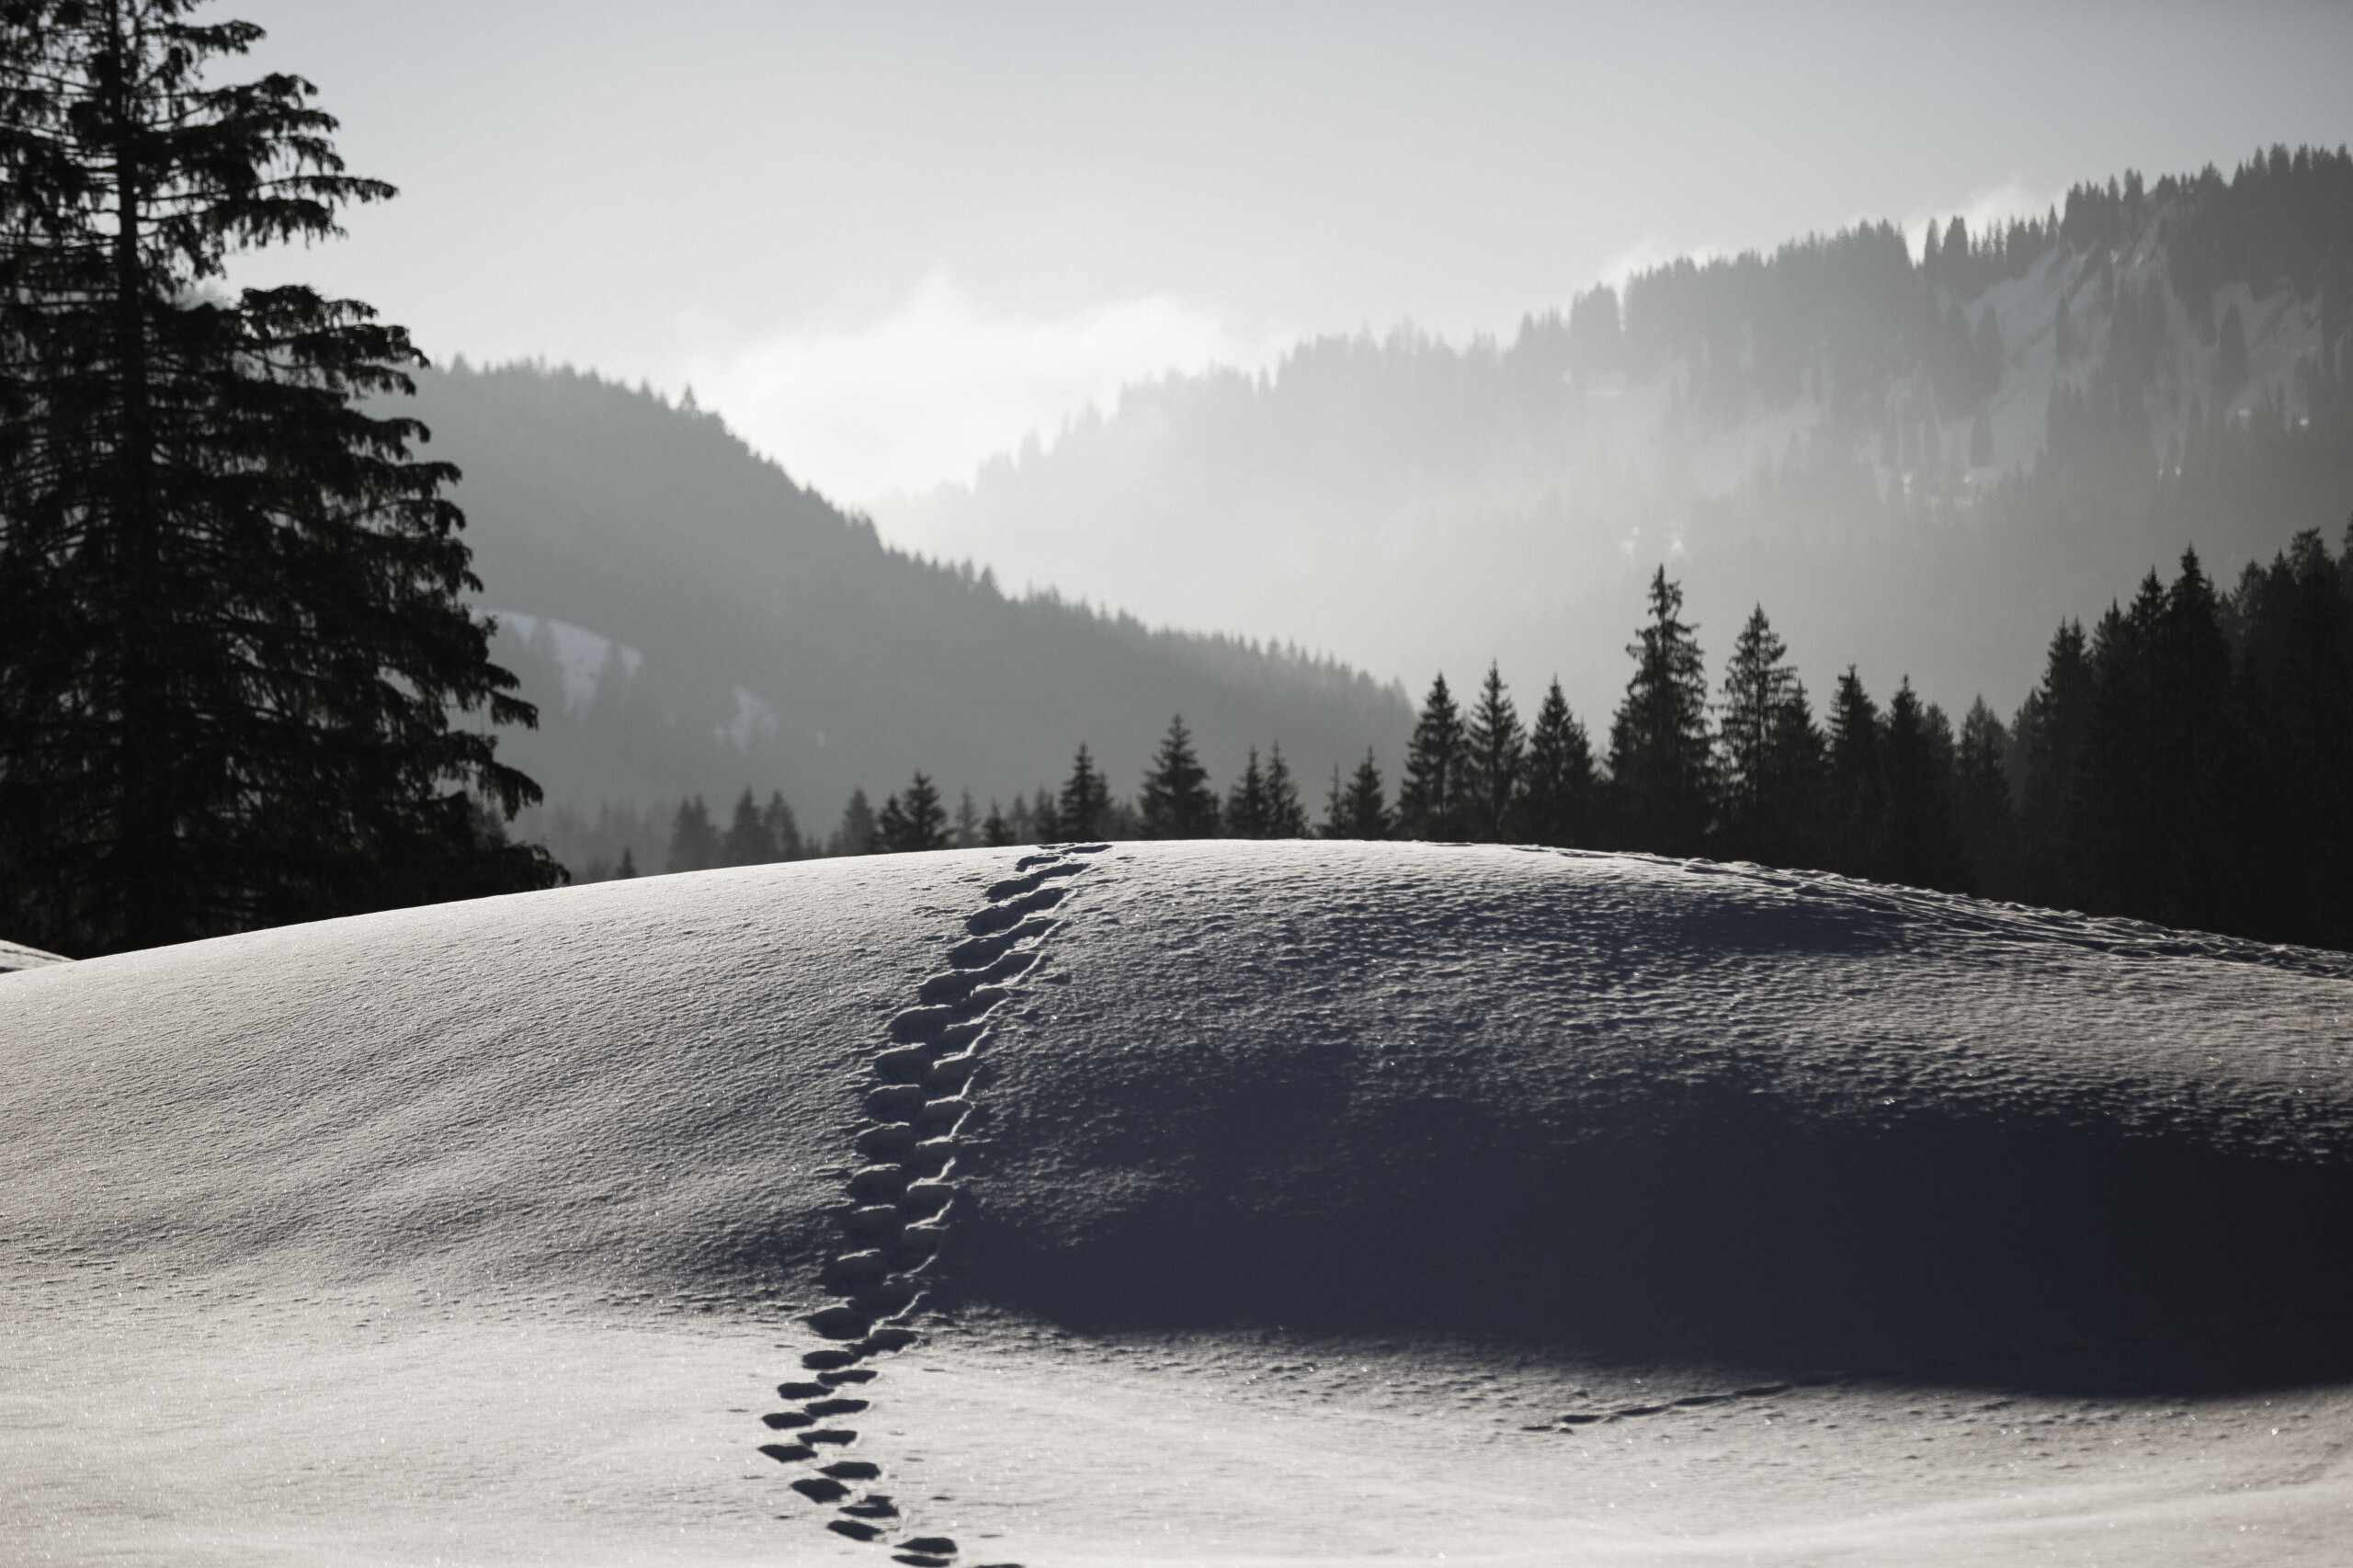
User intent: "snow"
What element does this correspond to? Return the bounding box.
[5,842,2349,1564]
[492,608,645,714]
[0,938,67,973]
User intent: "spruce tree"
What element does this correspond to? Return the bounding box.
[1955,698,2018,897]
[1057,745,1108,839]
[1139,715,1219,838]
[953,790,979,849]
[0,1,554,953]
[1396,674,1469,839]
[721,787,778,865]
[1327,748,1393,840]
[1224,747,1269,838]
[762,790,803,860]
[981,800,1014,848]
[871,771,949,854]
[1878,680,1970,892]
[2010,620,2093,907]
[1262,742,1309,837]
[1608,569,1714,856]
[665,796,717,873]
[1463,663,1525,842]
[1513,677,1597,847]
[1824,668,1881,877]
[826,789,876,857]
[1714,606,1811,863]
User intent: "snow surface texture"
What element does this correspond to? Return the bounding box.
[0,939,66,973]
[5,841,2351,1565]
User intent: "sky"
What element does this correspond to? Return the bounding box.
[231,1,2353,507]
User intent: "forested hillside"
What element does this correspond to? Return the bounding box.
[881,147,2353,731]
[403,363,1409,833]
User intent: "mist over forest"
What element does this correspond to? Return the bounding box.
[882,149,2352,738]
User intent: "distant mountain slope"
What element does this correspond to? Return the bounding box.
[880,147,2353,725]
[401,363,1409,820]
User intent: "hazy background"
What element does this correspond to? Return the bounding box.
[233,2,2352,508]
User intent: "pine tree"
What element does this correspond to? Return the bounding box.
[981,800,1014,848]
[1715,606,1807,862]
[1397,674,1469,839]
[1512,678,1597,847]
[1955,697,2018,897]
[1224,747,1269,839]
[1608,569,1714,856]
[871,771,949,854]
[1462,663,1525,842]
[0,1,556,953]
[953,790,979,849]
[1057,745,1108,839]
[1879,680,1970,892]
[1262,742,1309,837]
[665,795,717,872]
[826,789,876,857]
[721,787,778,865]
[1139,715,1218,838]
[1824,668,1881,877]
[1324,748,1392,839]
[2010,619,2093,907]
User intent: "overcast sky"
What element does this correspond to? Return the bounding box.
[232,1,2353,506]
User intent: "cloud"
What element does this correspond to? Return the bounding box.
[686,272,1281,504]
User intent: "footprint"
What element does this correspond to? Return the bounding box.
[901,1537,958,1554]
[820,1460,882,1481]
[842,1495,901,1518]
[829,1519,886,1541]
[805,1427,860,1446]
[819,1367,878,1386]
[803,1397,869,1418]
[757,1443,815,1463]
[790,1477,850,1503]
[778,1381,831,1399]
[761,1411,815,1429]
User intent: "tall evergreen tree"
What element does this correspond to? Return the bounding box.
[1713,606,1817,864]
[952,790,980,850]
[981,799,1014,848]
[1608,569,1714,856]
[826,789,876,857]
[2010,620,2093,907]
[1324,748,1393,840]
[1139,714,1219,838]
[1878,680,1970,892]
[665,795,717,872]
[1262,742,1309,837]
[1512,678,1597,847]
[1954,698,2018,897]
[1224,746,1269,839]
[0,0,556,952]
[1057,744,1108,839]
[871,771,949,853]
[2231,527,2353,949]
[1462,663,1525,842]
[1824,668,1882,877]
[761,790,803,860]
[1396,674,1469,839]
[721,787,778,865]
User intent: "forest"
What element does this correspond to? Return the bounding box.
[585,522,2353,956]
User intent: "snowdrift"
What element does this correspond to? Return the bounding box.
[6,840,2347,1384]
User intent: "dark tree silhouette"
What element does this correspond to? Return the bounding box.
[0,0,555,954]
[1139,715,1219,838]
[1324,749,1393,840]
[721,787,778,865]
[2010,620,2093,907]
[982,800,1014,848]
[1462,663,1525,842]
[1224,747,1269,839]
[1824,668,1883,878]
[665,796,717,873]
[871,771,949,853]
[1261,742,1310,837]
[1057,744,1109,839]
[1713,606,1818,865]
[1878,679,1969,892]
[1397,674,1470,839]
[827,789,876,857]
[1608,569,1714,857]
[1512,677,1597,847]
[1954,698,2018,896]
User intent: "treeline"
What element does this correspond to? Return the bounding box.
[620,524,2353,954]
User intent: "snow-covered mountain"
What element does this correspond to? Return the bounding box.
[879,149,2353,729]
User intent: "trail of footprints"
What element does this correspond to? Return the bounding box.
[759,846,1106,1567]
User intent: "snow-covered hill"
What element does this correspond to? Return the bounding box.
[6,842,2349,1562]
